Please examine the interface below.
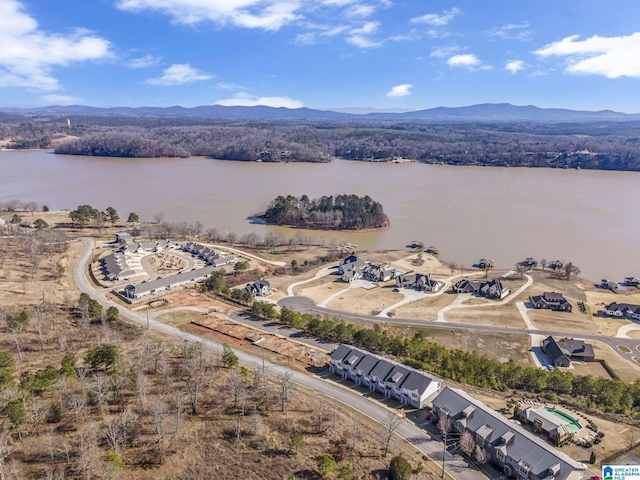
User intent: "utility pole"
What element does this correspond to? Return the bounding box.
[441,429,447,479]
[146,303,150,329]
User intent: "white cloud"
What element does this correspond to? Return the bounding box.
[410,7,460,26]
[489,22,531,41]
[115,0,302,31]
[146,64,212,86]
[129,54,161,69]
[216,81,247,90]
[0,0,112,91]
[430,45,462,58]
[347,21,381,48]
[215,92,303,108]
[534,33,640,78]
[447,54,491,70]
[447,54,480,68]
[346,4,375,18]
[41,94,82,105]
[388,29,421,42]
[504,59,525,74]
[387,84,412,97]
[291,24,348,45]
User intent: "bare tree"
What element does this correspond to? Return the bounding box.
[226,368,246,410]
[381,411,402,457]
[459,430,476,456]
[67,393,87,424]
[75,425,99,480]
[277,371,293,413]
[151,399,167,463]
[182,342,208,415]
[105,407,138,455]
[0,427,14,480]
[474,445,488,464]
[27,397,46,434]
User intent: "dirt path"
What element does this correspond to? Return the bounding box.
[286,266,333,296]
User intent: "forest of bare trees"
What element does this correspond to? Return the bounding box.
[2,113,640,170]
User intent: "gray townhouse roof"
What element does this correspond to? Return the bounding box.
[400,371,437,393]
[353,353,379,374]
[125,266,215,296]
[369,356,395,380]
[385,364,411,385]
[329,344,354,363]
[329,344,439,396]
[432,387,585,480]
[100,253,134,280]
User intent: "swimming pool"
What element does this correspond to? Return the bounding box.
[544,407,582,434]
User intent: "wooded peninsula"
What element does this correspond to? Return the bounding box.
[262,194,387,231]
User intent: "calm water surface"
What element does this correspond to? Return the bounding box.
[1,150,639,282]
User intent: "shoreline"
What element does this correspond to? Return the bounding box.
[254,212,390,233]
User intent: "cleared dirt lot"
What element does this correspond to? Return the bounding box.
[393,293,457,320]
[294,274,345,302]
[326,284,403,315]
[444,303,527,329]
[391,325,533,366]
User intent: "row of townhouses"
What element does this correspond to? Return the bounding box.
[329,344,441,409]
[120,239,174,255]
[124,266,215,300]
[182,242,238,267]
[431,387,587,480]
[100,252,135,281]
[453,278,510,299]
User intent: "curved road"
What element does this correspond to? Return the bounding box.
[73,238,483,480]
[278,296,640,366]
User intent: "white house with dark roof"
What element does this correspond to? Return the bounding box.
[529,292,572,312]
[337,255,368,275]
[244,279,273,297]
[453,278,509,299]
[604,302,640,321]
[329,344,440,408]
[431,387,587,480]
[396,273,443,292]
[625,277,640,287]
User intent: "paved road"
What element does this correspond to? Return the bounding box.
[73,238,484,480]
[278,296,640,366]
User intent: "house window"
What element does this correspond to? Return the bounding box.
[476,436,484,447]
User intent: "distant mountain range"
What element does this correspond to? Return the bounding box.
[2,102,639,123]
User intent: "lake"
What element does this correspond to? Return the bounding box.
[1,150,639,282]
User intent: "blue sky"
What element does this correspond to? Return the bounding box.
[2,0,640,112]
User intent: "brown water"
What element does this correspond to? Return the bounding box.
[1,150,639,282]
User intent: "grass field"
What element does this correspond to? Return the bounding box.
[327,285,403,315]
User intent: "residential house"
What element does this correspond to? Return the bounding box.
[480,279,509,299]
[337,255,368,275]
[625,277,640,287]
[362,264,395,283]
[431,387,587,480]
[115,232,133,244]
[100,252,135,281]
[478,259,494,269]
[603,302,640,321]
[600,279,619,292]
[341,268,362,283]
[183,242,237,267]
[329,344,440,409]
[425,246,440,255]
[244,279,273,297]
[519,407,578,446]
[124,266,215,300]
[453,279,483,294]
[542,336,595,367]
[529,292,572,312]
[396,273,443,292]
[122,240,173,255]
